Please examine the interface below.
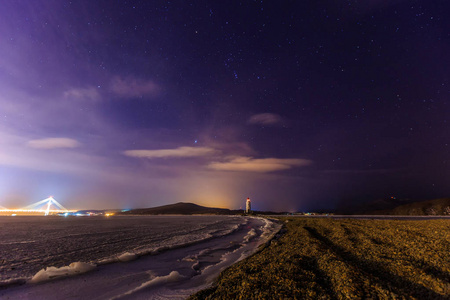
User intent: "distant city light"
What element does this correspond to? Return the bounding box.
[0,197,75,216]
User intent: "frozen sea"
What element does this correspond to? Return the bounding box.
[0,215,280,299]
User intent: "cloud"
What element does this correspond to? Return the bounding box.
[64,87,100,101]
[0,130,151,187]
[248,113,284,126]
[27,138,81,149]
[110,76,160,98]
[124,146,217,159]
[208,156,312,173]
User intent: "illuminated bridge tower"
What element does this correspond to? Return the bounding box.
[245,197,251,214]
[22,196,69,216]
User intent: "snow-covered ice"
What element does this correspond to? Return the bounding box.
[30,262,96,283]
[117,252,138,262]
[0,215,281,299]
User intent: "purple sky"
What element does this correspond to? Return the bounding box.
[0,0,448,211]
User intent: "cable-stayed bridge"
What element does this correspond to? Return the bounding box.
[0,197,76,216]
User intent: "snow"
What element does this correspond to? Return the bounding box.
[243,228,257,243]
[0,216,281,299]
[0,215,246,283]
[30,262,96,283]
[111,271,184,299]
[0,278,27,287]
[117,252,138,262]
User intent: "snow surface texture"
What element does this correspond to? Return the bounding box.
[0,215,244,284]
[110,271,184,299]
[0,216,282,299]
[30,262,96,283]
[117,252,138,262]
[243,228,257,243]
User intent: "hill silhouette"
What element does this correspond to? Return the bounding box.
[370,198,450,215]
[119,202,235,215]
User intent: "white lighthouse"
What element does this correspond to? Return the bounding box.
[245,197,251,214]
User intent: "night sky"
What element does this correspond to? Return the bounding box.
[0,0,448,211]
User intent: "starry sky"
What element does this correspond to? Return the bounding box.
[0,0,448,211]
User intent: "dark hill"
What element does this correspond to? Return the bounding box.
[370,198,450,215]
[119,202,234,215]
[336,197,414,214]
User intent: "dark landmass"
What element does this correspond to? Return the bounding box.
[190,218,450,299]
[370,197,450,215]
[337,197,450,215]
[117,202,287,216]
[118,202,235,215]
[336,197,414,214]
[115,198,450,216]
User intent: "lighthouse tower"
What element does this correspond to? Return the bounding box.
[245,197,251,214]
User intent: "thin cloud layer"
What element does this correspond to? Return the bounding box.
[27,138,81,149]
[124,146,217,159]
[208,156,312,172]
[64,87,100,102]
[110,76,160,98]
[248,113,284,126]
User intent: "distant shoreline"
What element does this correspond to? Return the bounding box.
[278,214,450,220]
